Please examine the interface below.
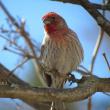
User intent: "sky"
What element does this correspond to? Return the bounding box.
[0,0,110,75]
[0,0,110,110]
[0,0,100,68]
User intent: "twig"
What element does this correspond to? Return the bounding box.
[92,3,110,10]
[0,1,37,61]
[103,53,110,71]
[79,65,89,73]
[88,17,103,110]
[88,0,106,109]
[0,34,26,53]
[3,47,25,57]
[89,0,105,70]
[2,46,39,62]
[0,34,39,60]
[0,1,46,86]
[0,64,110,109]
[0,28,17,33]
[51,0,110,10]
[10,58,29,73]
[90,28,104,73]
[0,63,110,102]
[80,0,110,37]
[6,58,29,80]
[0,1,36,57]
[76,69,92,76]
[0,74,110,103]
[103,92,110,96]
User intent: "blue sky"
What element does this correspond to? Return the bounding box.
[0,0,110,76]
[0,0,110,109]
[0,0,98,69]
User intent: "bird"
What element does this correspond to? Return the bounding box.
[41,12,84,110]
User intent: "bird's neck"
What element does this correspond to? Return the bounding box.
[44,23,68,34]
[44,24,57,34]
[44,27,69,42]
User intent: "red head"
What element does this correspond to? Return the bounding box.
[42,12,68,34]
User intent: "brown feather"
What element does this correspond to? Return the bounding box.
[41,12,84,110]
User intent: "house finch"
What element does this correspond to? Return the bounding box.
[41,12,83,109]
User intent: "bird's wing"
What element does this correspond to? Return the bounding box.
[68,29,84,62]
[40,33,48,60]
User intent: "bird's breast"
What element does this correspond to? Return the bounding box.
[42,31,83,74]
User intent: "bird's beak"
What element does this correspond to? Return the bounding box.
[43,19,51,25]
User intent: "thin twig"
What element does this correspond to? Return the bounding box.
[51,0,110,10]
[0,34,26,53]
[0,1,36,57]
[3,47,25,57]
[10,58,29,73]
[0,1,37,60]
[0,28,17,33]
[76,69,92,76]
[103,53,110,71]
[103,92,110,96]
[0,34,38,59]
[88,13,104,110]
[79,65,89,73]
[90,28,104,73]
[0,1,46,86]
[88,1,106,110]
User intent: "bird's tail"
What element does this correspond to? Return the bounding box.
[50,101,66,110]
[50,73,67,110]
[43,70,67,110]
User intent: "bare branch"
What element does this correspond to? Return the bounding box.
[0,28,16,33]
[0,64,110,104]
[0,74,110,103]
[0,1,110,109]
[0,1,46,86]
[103,53,110,71]
[90,28,104,73]
[51,0,110,10]
[0,34,25,53]
[10,58,29,73]
[92,3,110,10]
[88,0,106,108]
[0,64,29,86]
[0,1,37,61]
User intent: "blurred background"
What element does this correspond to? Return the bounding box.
[0,0,110,110]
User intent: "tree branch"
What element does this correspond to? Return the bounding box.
[51,0,110,37]
[0,1,46,87]
[51,0,110,10]
[103,53,110,71]
[0,64,29,86]
[0,63,110,104]
[0,75,110,103]
[90,28,104,73]
[0,1,110,109]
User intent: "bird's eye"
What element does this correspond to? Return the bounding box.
[51,17,55,20]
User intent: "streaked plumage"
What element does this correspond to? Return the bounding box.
[42,29,83,75]
[41,12,83,79]
[41,12,83,110]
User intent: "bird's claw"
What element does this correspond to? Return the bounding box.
[66,73,77,86]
